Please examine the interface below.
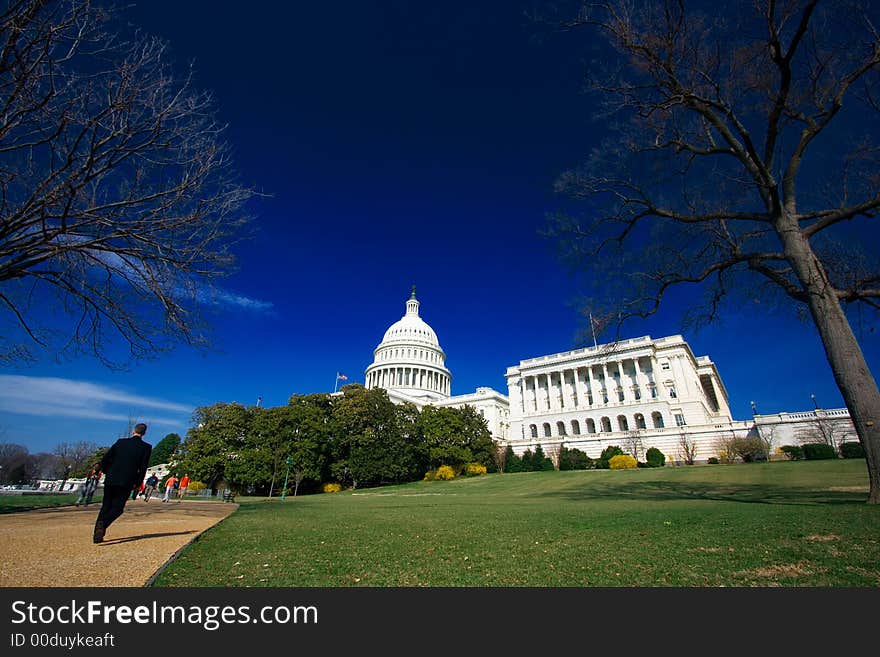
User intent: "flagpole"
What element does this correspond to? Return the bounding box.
[334,373,338,394]
[589,313,598,349]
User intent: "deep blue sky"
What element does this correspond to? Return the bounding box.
[1,1,878,454]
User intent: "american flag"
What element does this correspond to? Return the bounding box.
[337,373,347,380]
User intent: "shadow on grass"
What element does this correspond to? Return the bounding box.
[99,530,197,545]
[540,480,869,506]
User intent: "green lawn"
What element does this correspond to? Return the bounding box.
[0,492,88,513]
[153,459,879,587]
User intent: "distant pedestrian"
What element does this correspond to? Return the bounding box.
[177,474,190,502]
[162,474,178,503]
[142,472,159,502]
[75,464,101,507]
[92,423,152,544]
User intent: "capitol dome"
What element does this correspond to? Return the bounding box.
[365,288,451,402]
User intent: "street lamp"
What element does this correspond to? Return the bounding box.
[280,457,292,501]
[750,400,758,415]
[811,393,819,410]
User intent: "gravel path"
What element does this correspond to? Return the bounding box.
[0,500,238,587]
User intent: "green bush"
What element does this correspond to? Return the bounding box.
[645,447,666,468]
[707,457,719,464]
[839,442,865,459]
[802,443,837,460]
[780,445,804,460]
[597,445,624,469]
[558,446,593,471]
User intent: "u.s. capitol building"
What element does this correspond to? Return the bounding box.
[363,289,854,463]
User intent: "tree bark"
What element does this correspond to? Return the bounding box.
[781,223,880,503]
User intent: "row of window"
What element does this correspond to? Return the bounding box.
[377,347,442,364]
[523,383,677,412]
[527,411,686,438]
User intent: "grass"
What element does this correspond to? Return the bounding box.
[151,459,880,587]
[0,493,91,513]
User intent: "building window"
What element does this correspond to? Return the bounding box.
[543,423,551,438]
[667,386,677,399]
[661,361,670,370]
[675,413,686,427]
[530,424,538,439]
[617,387,625,402]
[556,421,567,436]
[635,413,646,430]
[649,384,657,399]
[601,417,612,432]
[586,418,596,434]
[652,412,664,429]
[617,415,628,431]
[571,420,581,435]
[633,386,641,400]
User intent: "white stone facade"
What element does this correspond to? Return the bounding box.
[364,292,858,463]
[505,335,744,462]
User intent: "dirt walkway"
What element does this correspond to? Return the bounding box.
[0,500,238,587]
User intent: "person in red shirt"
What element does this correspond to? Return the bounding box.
[177,474,191,502]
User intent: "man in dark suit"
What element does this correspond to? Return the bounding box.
[93,423,152,544]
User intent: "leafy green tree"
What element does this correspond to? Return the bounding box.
[178,402,250,493]
[416,405,494,470]
[148,433,181,467]
[330,385,422,488]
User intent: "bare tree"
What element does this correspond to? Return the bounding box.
[492,441,508,473]
[0,1,257,367]
[678,431,698,465]
[548,1,880,502]
[795,413,856,449]
[712,432,738,465]
[624,430,644,460]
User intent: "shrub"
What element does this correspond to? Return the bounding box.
[558,446,592,470]
[839,441,865,459]
[608,454,638,470]
[707,457,719,464]
[803,443,837,460]
[465,462,487,476]
[780,445,804,460]
[730,436,768,462]
[423,470,435,481]
[597,445,624,469]
[188,481,206,495]
[435,465,456,480]
[321,483,342,493]
[645,447,666,468]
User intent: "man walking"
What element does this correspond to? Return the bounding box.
[92,423,152,544]
[142,472,159,502]
[177,473,190,502]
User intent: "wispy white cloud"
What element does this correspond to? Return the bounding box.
[0,375,192,426]
[207,288,274,311]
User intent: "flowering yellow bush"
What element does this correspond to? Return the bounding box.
[435,465,456,480]
[188,481,206,495]
[465,462,487,476]
[322,482,342,493]
[608,454,638,470]
[423,470,435,481]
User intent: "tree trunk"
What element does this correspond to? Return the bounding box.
[783,226,880,503]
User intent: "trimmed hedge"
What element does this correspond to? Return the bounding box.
[839,441,865,459]
[802,443,837,460]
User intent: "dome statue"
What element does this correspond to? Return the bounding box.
[364,288,451,402]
